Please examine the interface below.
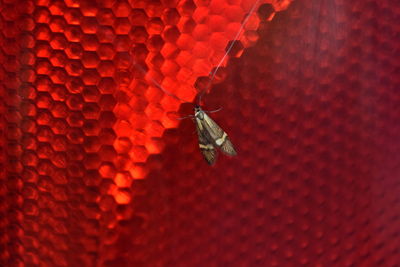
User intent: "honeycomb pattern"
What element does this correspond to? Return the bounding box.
[1,0,400,266]
[0,0,292,265]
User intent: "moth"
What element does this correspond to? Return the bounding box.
[194,105,237,165]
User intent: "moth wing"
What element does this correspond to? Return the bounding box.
[202,113,237,156]
[219,136,237,156]
[195,119,217,165]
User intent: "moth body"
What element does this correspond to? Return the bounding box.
[194,105,237,165]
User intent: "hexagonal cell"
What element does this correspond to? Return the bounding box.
[98,77,116,94]
[37,143,54,159]
[66,94,84,110]
[34,76,53,92]
[112,0,132,17]
[162,8,180,25]
[36,110,52,126]
[81,17,98,34]
[146,17,164,35]
[22,185,39,200]
[64,25,83,42]
[131,43,149,61]
[98,128,116,145]
[20,49,36,65]
[99,194,117,212]
[99,145,117,162]
[65,42,84,59]
[49,17,67,33]
[176,34,195,51]
[34,42,52,58]
[160,42,179,59]
[99,111,116,128]
[129,163,148,179]
[82,69,101,85]
[18,15,35,31]
[66,144,85,162]
[83,136,102,153]
[82,102,100,119]
[83,153,101,169]
[144,120,165,138]
[49,0,67,15]
[67,111,84,127]
[99,94,117,111]
[36,126,55,143]
[51,118,68,135]
[83,86,101,102]
[51,135,67,152]
[49,33,68,50]
[98,61,116,77]
[96,25,116,43]
[22,167,39,183]
[63,8,83,25]
[114,35,131,52]
[145,137,165,154]
[7,141,22,157]
[35,59,52,75]
[177,0,196,16]
[147,35,164,52]
[129,145,149,163]
[114,137,132,154]
[33,7,51,23]
[97,43,116,60]
[16,154,32,174]
[66,76,84,93]
[96,8,115,25]
[160,59,180,76]
[22,200,39,217]
[148,52,164,68]
[49,85,68,101]
[114,172,132,188]
[82,119,101,136]
[114,17,131,34]
[257,3,275,20]
[163,25,180,43]
[66,127,84,144]
[49,68,68,84]
[81,34,100,51]
[34,24,51,41]
[81,0,98,16]
[49,51,67,67]
[21,118,37,134]
[113,188,131,204]
[65,59,84,76]
[50,101,68,118]
[20,100,37,117]
[225,39,244,57]
[129,26,149,43]
[35,92,53,109]
[82,51,101,68]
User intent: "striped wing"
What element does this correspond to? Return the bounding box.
[202,113,237,156]
[195,118,217,165]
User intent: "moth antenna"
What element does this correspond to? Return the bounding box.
[132,61,192,104]
[197,0,261,105]
[204,107,223,114]
[176,115,195,120]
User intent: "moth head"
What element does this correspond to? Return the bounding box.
[194,105,204,119]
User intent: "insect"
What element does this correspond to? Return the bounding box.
[133,0,260,164]
[194,105,237,165]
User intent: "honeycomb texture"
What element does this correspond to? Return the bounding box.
[1,0,400,266]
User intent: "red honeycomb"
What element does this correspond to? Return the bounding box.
[1,0,400,266]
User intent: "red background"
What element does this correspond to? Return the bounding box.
[1,0,400,266]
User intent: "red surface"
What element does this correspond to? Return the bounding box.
[1,0,400,266]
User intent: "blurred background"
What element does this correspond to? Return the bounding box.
[1,0,400,266]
